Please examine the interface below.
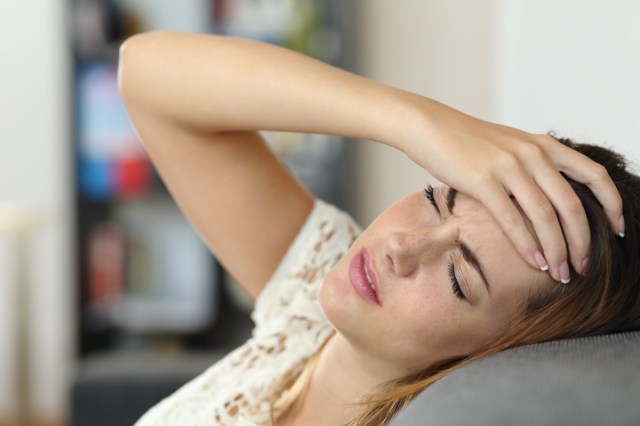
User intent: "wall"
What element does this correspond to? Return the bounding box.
[494,0,640,162]
[0,0,73,423]
[351,0,640,226]
[351,0,497,225]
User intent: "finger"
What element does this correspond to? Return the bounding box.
[539,135,624,236]
[477,180,543,273]
[566,160,623,236]
[531,162,590,276]
[505,168,569,283]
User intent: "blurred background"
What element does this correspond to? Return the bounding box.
[0,0,638,425]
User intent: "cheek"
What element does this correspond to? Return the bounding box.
[392,287,502,360]
[382,284,460,355]
[400,296,458,346]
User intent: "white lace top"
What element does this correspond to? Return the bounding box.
[134,199,362,426]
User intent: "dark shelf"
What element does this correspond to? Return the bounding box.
[71,0,354,359]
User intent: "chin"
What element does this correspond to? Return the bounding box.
[318,269,355,331]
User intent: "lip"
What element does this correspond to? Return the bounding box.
[349,248,381,306]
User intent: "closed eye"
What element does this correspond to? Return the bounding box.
[425,185,477,301]
[449,261,467,300]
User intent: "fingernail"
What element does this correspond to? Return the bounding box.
[534,250,549,271]
[618,215,625,238]
[581,257,589,274]
[559,260,571,284]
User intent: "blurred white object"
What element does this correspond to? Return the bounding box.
[0,203,45,426]
[0,204,44,233]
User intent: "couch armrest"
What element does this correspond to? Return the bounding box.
[391,331,640,426]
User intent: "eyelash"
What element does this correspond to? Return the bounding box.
[425,186,467,301]
[424,185,440,215]
[448,262,467,300]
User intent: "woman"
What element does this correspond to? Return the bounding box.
[117,31,636,425]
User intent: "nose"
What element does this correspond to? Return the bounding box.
[384,225,454,277]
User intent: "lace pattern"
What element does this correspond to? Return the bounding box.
[134,199,361,425]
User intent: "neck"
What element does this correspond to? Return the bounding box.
[280,332,402,425]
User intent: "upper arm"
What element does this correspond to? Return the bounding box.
[146,123,312,300]
[120,103,313,301]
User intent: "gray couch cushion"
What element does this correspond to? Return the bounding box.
[391,331,640,426]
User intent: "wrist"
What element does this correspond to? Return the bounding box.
[374,89,440,158]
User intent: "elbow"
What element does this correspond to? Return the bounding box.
[117,33,143,104]
[117,31,171,107]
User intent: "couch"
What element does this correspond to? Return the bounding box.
[390,330,640,426]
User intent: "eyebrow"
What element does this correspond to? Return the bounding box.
[445,188,491,293]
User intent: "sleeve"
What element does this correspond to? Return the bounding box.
[251,198,362,332]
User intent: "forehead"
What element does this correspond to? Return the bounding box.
[437,187,553,308]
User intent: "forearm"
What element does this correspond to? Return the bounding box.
[117,31,625,281]
[118,30,435,151]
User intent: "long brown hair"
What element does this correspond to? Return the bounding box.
[272,138,640,425]
[345,137,640,425]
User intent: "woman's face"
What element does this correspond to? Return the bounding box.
[320,185,554,377]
